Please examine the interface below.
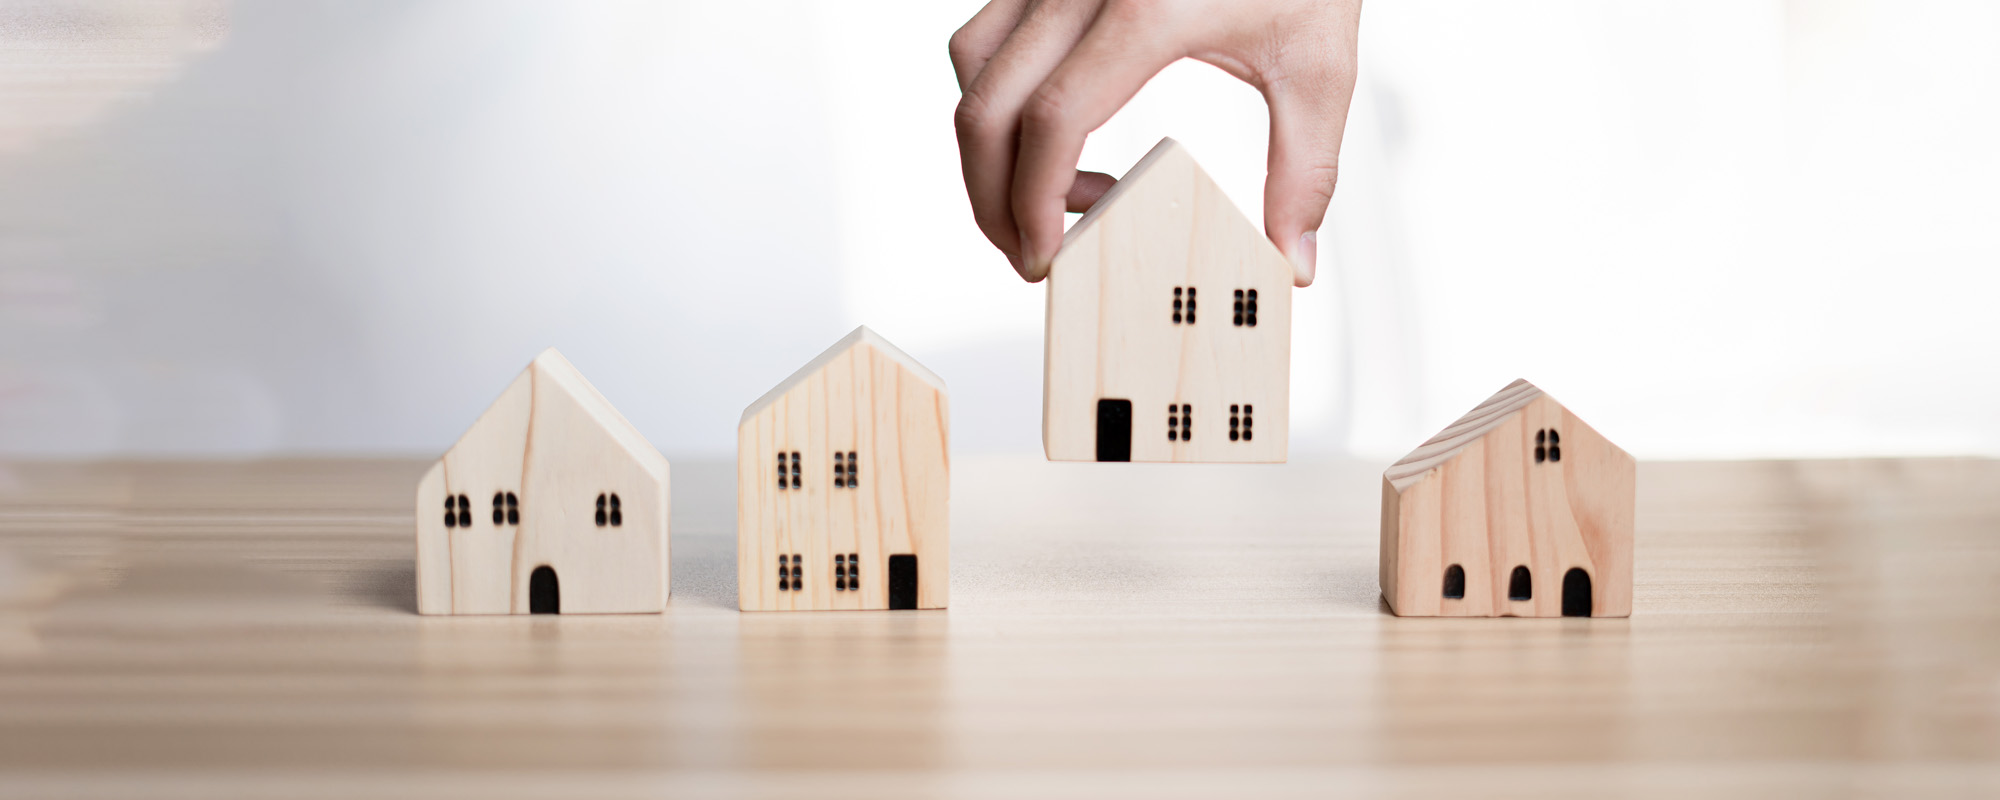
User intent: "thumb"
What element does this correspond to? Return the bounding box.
[1262,69,1355,288]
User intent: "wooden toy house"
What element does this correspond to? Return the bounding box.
[738,326,949,611]
[415,348,670,615]
[1043,137,1292,463]
[1379,380,1633,617]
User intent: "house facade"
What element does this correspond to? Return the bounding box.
[1043,137,1292,463]
[737,327,949,611]
[415,348,670,615]
[1379,380,1634,617]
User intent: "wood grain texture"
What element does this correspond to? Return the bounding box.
[415,349,669,615]
[1381,380,1634,617]
[3,457,1998,799]
[737,327,949,611]
[1044,138,1291,463]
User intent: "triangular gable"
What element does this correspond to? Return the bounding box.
[739,326,946,424]
[527,348,669,479]
[1385,379,1544,490]
[445,348,666,480]
[1057,137,1287,271]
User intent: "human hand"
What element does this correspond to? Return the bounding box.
[950,0,1361,287]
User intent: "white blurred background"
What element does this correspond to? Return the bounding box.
[1,0,1995,461]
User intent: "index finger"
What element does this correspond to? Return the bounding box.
[948,0,1032,89]
[1010,7,1182,279]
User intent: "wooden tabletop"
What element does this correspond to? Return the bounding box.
[1,457,1996,798]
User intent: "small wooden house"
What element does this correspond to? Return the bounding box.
[738,326,948,611]
[1043,137,1292,463]
[1380,380,1634,617]
[415,348,669,615]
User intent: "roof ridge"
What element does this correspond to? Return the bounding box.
[1059,137,1185,249]
[1054,136,1289,274]
[1385,379,1543,489]
[527,348,669,476]
[738,326,945,424]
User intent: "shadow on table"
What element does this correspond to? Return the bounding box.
[1317,558,1389,615]
[349,561,418,614]
[345,545,739,614]
[668,528,738,610]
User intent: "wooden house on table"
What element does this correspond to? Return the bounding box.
[738,326,948,612]
[1380,379,1633,618]
[415,348,669,615]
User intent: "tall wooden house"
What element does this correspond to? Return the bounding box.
[738,326,949,611]
[1043,137,1292,463]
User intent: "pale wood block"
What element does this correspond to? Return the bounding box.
[738,326,949,611]
[1043,137,1292,463]
[1380,380,1635,617]
[414,349,670,615]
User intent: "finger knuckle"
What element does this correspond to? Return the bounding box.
[1298,162,1340,204]
[1020,86,1071,135]
[953,91,1000,139]
[947,24,979,69]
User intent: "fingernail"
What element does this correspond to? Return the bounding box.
[1292,231,1318,286]
[1006,249,1024,276]
[1017,229,1042,277]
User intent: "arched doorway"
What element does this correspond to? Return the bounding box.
[1441,564,1465,599]
[1507,565,1532,601]
[530,565,560,614]
[1561,568,1592,617]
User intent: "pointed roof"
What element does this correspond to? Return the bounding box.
[1057,137,1286,269]
[506,348,667,478]
[739,326,946,424]
[1385,379,1546,490]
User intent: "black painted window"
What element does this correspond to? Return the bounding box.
[1167,404,1192,442]
[834,451,860,488]
[443,494,471,528]
[491,491,519,526]
[1535,429,1562,463]
[1172,286,1197,324]
[1229,404,1254,441]
[595,493,622,527]
[1233,289,1259,327]
[777,554,803,592]
[777,451,801,489]
[835,553,862,591]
